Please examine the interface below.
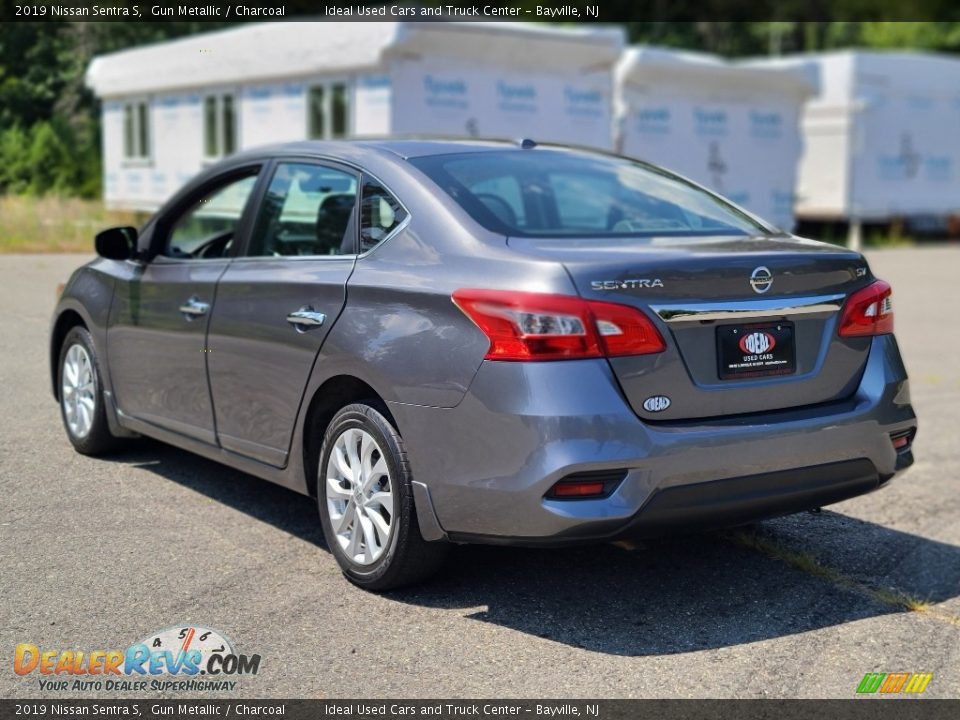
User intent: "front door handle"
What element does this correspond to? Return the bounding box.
[179,296,210,320]
[287,306,326,333]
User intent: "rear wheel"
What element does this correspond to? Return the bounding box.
[58,326,122,456]
[317,403,447,590]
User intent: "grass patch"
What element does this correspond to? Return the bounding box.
[724,530,845,585]
[864,221,916,249]
[864,233,915,249]
[0,195,144,253]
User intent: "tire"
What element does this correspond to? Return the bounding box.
[58,326,122,456]
[317,402,448,590]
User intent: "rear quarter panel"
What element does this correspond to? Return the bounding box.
[311,152,577,409]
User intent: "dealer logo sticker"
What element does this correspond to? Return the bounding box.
[739,332,776,356]
[643,395,671,413]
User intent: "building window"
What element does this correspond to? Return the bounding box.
[122,101,150,160]
[308,82,350,140]
[204,93,237,159]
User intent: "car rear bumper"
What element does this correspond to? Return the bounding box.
[389,334,917,544]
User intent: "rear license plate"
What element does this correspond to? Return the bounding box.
[717,322,796,379]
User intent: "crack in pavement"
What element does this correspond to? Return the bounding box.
[720,529,960,628]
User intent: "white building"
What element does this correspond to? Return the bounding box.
[616,47,817,230]
[749,51,960,231]
[85,21,624,210]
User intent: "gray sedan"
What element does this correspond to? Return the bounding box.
[50,140,917,589]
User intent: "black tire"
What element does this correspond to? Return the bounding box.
[317,402,448,591]
[57,326,122,456]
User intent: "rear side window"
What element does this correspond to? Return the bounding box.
[247,162,358,257]
[359,179,407,253]
[409,149,773,239]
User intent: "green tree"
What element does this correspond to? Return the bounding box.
[0,125,31,194]
[26,120,73,194]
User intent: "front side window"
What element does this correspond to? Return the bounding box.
[164,172,259,259]
[308,82,350,140]
[204,93,237,159]
[409,149,774,238]
[359,179,407,253]
[123,101,150,160]
[247,162,358,257]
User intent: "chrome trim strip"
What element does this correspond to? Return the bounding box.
[651,293,846,324]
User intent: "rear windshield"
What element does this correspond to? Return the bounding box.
[409,149,774,238]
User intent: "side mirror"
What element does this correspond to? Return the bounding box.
[95,226,137,261]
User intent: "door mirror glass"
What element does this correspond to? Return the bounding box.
[95,226,137,260]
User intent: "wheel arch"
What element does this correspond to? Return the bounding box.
[301,374,396,499]
[50,309,88,401]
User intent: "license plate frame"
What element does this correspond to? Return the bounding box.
[717,322,796,380]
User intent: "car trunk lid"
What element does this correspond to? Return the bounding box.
[506,234,875,421]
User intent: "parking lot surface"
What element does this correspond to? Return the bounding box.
[1,248,958,698]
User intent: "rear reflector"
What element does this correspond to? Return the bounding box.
[550,481,606,498]
[838,280,893,337]
[452,289,665,361]
[890,430,914,451]
[546,470,628,500]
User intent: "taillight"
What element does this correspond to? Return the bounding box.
[838,280,893,337]
[452,289,665,361]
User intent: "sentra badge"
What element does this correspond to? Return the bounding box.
[591,278,664,290]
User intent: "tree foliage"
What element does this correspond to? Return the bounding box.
[0,20,228,197]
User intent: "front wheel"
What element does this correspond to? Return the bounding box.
[58,326,122,456]
[317,403,448,590]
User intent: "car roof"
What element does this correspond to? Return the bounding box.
[230,138,549,164]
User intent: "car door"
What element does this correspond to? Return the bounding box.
[205,160,359,467]
[107,168,262,444]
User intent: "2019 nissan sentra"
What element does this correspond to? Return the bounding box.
[50,140,917,589]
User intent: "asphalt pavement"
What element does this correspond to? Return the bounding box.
[1,248,958,699]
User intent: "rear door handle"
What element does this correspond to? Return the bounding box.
[286,306,326,333]
[179,296,210,320]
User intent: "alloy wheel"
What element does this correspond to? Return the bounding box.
[325,427,395,565]
[61,344,96,439]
